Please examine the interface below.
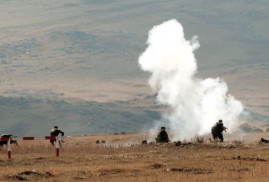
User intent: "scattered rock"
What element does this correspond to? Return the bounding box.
[229,168,249,172]
[232,156,267,161]
[167,167,213,174]
[19,170,39,176]
[151,163,163,169]
[96,140,100,144]
[98,168,125,176]
[44,172,54,177]
[97,172,106,176]
[173,141,182,146]
[101,140,106,144]
[4,174,26,181]
[18,170,53,177]
[34,157,45,160]
[141,140,147,145]
[3,170,53,181]
[73,176,85,180]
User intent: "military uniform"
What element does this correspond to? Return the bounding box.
[0,134,18,146]
[211,120,226,142]
[156,127,169,143]
[50,126,64,145]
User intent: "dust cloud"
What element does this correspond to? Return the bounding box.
[138,19,243,140]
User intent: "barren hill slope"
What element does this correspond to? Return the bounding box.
[0,0,268,135]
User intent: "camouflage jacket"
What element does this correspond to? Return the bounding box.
[156,130,169,143]
[211,122,226,134]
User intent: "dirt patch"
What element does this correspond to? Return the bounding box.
[73,176,86,180]
[3,170,53,181]
[173,141,182,146]
[167,167,213,174]
[141,140,147,145]
[97,168,126,176]
[34,157,45,160]
[232,156,267,162]
[229,168,249,172]
[3,174,26,181]
[151,163,163,169]
[19,170,53,177]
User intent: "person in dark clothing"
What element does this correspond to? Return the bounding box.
[211,120,227,142]
[0,134,18,146]
[156,127,169,143]
[50,126,64,145]
[260,138,269,144]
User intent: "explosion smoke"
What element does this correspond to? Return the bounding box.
[138,19,243,140]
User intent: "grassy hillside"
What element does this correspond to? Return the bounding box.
[0,0,268,94]
[0,95,163,136]
[0,0,268,135]
[0,95,268,136]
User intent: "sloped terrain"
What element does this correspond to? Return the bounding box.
[0,0,268,135]
[0,95,163,136]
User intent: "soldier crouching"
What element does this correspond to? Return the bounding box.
[211,120,227,142]
[156,127,169,143]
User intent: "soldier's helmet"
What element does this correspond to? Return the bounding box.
[54,125,58,129]
[219,120,223,123]
[161,126,166,130]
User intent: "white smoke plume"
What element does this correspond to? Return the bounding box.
[138,19,244,141]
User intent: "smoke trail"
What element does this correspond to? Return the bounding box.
[138,19,243,140]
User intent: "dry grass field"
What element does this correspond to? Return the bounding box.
[0,132,269,182]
